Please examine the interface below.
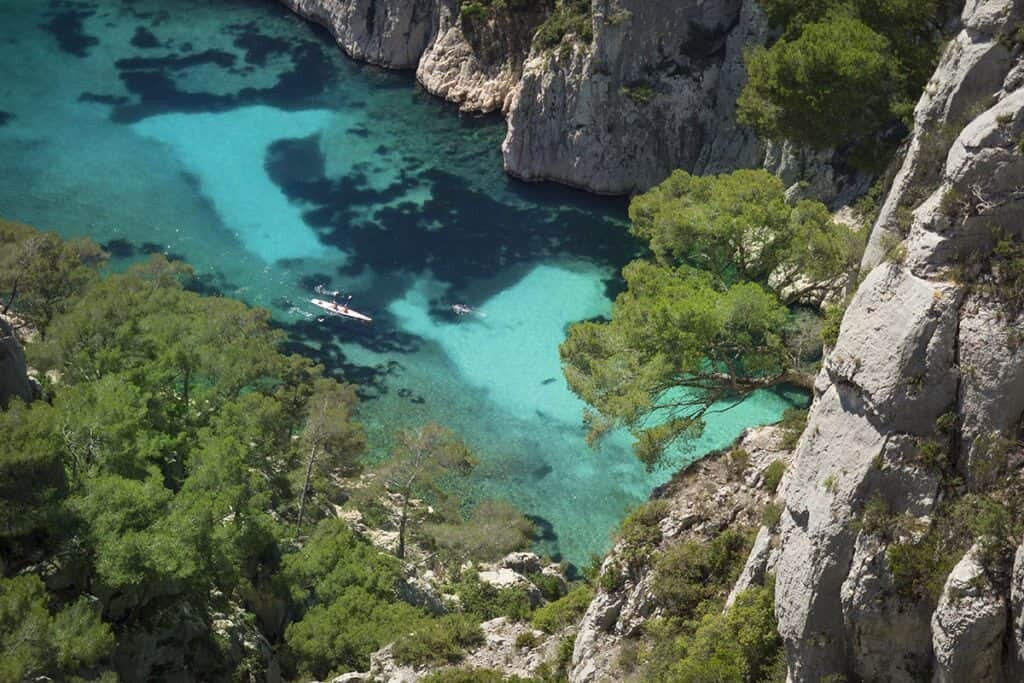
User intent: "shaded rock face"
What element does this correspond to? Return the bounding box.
[768,0,1024,677]
[417,0,550,112]
[0,316,32,407]
[931,546,1007,682]
[280,0,436,68]
[863,0,1022,266]
[502,0,764,194]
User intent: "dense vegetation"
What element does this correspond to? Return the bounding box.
[0,220,549,681]
[560,169,863,466]
[603,505,784,682]
[738,0,957,165]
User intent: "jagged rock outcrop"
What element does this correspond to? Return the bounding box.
[502,0,764,194]
[0,315,32,407]
[280,0,543,112]
[280,0,436,68]
[931,546,1008,682]
[767,0,1024,678]
[416,0,547,112]
[863,0,1022,265]
[569,426,793,682]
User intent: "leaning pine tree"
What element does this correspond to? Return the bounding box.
[560,169,864,467]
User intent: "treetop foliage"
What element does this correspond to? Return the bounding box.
[738,0,955,164]
[562,170,859,467]
[1,222,547,681]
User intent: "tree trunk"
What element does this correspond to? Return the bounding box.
[2,278,17,315]
[294,442,319,540]
[397,494,410,560]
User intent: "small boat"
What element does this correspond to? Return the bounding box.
[311,298,373,323]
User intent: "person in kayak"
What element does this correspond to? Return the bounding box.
[332,293,353,313]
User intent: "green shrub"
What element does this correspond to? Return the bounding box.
[392,614,485,666]
[534,0,592,48]
[527,571,565,602]
[726,447,751,480]
[649,582,784,683]
[651,527,753,618]
[621,83,655,103]
[738,0,952,164]
[779,407,808,450]
[762,501,783,529]
[762,460,787,493]
[888,492,1024,603]
[453,572,534,621]
[821,296,852,347]
[617,499,669,572]
[515,631,539,649]
[531,584,594,633]
[598,561,624,593]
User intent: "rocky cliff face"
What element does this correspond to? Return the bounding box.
[280,0,436,68]
[768,0,1024,679]
[0,315,32,407]
[501,0,763,194]
[280,0,545,113]
[281,0,866,199]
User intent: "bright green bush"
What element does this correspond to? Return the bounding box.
[651,527,753,618]
[779,407,809,450]
[534,0,592,48]
[652,582,785,682]
[531,584,594,633]
[0,575,115,681]
[392,614,485,666]
[453,572,535,621]
[618,499,669,571]
[762,460,787,493]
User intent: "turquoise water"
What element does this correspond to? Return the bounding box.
[0,0,804,564]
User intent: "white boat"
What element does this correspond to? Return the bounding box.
[310,298,373,323]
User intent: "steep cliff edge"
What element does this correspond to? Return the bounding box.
[0,315,32,407]
[501,0,764,194]
[765,0,1024,679]
[279,0,545,113]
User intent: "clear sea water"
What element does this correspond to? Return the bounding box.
[0,0,805,564]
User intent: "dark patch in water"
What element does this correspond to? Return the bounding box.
[101,38,335,123]
[0,111,12,127]
[228,21,292,66]
[101,238,134,258]
[79,93,132,106]
[532,463,553,479]
[115,49,237,71]
[541,377,557,385]
[396,387,426,404]
[130,26,161,48]
[137,241,186,263]
[263,134,635,317]
[526,514,558,544]
[41,5,99,58]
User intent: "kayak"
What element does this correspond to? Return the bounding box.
[310,298,373,323]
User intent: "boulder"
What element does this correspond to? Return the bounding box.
[931,547,1007,682]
